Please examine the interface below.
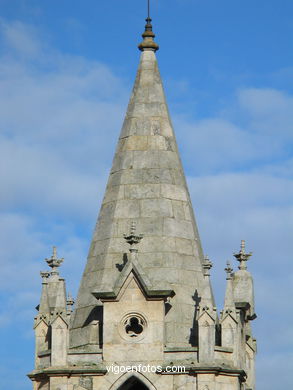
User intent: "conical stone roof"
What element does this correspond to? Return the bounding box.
[71,43,214,348]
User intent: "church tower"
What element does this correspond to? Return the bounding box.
[28,10,257,390]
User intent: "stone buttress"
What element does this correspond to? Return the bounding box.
[28,14,257,390]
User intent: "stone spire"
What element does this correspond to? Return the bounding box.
[223,261,234,309]
[201,255,215,307]
[38,271,50,314]
[232,240,256,319]
[41,246,67,312]
[70,13,214,349]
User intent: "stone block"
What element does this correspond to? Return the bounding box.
[183,202,193,221]
[124,183,160,199]
[163,218,194,239]
[159,118,174,137]
[147,135,168,150]
[133,150,161,169]
[170,168,186,186]
[122,135,149,151]
[92,220,114,241]
[142,168,173,184]
[120,169,143,184]
[175,238,194,255]
[141,198,173,218]
[114,199,140,218]
[139,236,177,253]
[111,150,133,172]
[161,184,188,201]
[159,151,180,168]
[138,217,163,236]
[148,84,166,103]
[98,202,116,221]
[125,117,152,136]
[107,171,123,187]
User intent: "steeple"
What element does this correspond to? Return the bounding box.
[70,10,214,349]
[29,9,257,390]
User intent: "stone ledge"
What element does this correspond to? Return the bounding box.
[38,349,51,357]
[214,346,233,353]
[27,366,107,379]
[164,347,198,352]
[160,364,246,381]
[68,346,102,354]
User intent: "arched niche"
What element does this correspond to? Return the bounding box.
[118,377,148,389]
[110,372,156,390]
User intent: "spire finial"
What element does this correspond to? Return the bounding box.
[40,271,50,282]
[138,0,159,52]
[233,240,252,270]
[124,221,143,254]
[45,246,64,275]
[224,261,233,280]
[67,293,75,312]
[203,255,213,277]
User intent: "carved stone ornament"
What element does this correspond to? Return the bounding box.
[119,312,147,342]
[75,376,93,390]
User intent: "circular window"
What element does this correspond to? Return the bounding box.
[119,313,147,342]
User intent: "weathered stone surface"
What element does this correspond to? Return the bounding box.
[70,48,211,349]
[30,19,257,390]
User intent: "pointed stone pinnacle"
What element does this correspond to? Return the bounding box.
[124,221,143,250]
[40,271,50,281]
[224,261,233,280]
[203,255,213,277]
[45,246,64,274]
[233,240,252,270]
[67,293,75,309]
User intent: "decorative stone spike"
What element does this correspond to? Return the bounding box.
[45,246,64,275]
[67,293,75,312]
[224,261,233,280]
[233,240,252,270]
[40,271,50,281]
[124,221,143,254]
[203,255,213,277]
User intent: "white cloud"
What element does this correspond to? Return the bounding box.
[238,87,293,137]
[0,19,129,332]
[0,19,41,57]
[0,19,130,222]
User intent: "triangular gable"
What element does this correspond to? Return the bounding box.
[92,257,174,301]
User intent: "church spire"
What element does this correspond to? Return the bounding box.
[29,10,258,390]
[71,7,213,349]
[138,0,159,52]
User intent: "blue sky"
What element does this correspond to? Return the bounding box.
[0,1,292,389]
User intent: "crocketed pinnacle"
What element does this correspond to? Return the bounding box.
[138,16,159,52]
[233,240,252,270]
